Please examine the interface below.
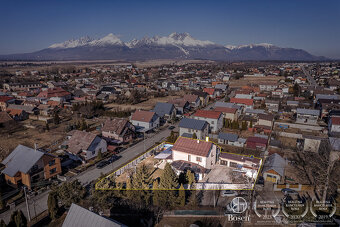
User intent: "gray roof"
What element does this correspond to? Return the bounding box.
[215,84,227,90]
[62,203,126,227]
[214,101,241,110]
[181,133,193,138]
[1,145,44,177]
[153,102,174,118]
[7,104,37,113]
[245,109,265,115]
[296,108,320,116]
[179,118,208,130]
[316,94,340,100]
[218,132,238,142]
[263,153,286,177]
[329,137,340,151]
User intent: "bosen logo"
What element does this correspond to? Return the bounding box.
[230,197,248,214]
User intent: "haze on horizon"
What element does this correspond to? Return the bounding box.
[0,0,339,59]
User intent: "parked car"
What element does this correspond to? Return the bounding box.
[281,188,298,195]
[221,190,238,197]
[108,155,120,163]
[168,126,175,130]
[96,160,109,169]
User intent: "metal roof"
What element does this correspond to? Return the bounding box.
[214,101,242,110]
[296,108,320,116]
[262,153,286,177]
[179,118,208,130]
[218,132,238,142]
[62,203,126,227]
[1,145,44,177]
[153,102,174,118]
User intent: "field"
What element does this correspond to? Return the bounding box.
[105,95,182,111]
[228,76,284,88]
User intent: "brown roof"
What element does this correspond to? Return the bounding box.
[214,107,237,114]
[131,110,156,122]
[102,118,129,135]
[0,111,13,124]
[183,94,199,103]
[173,137,213,157]
[168,99,188,108]
[258,114,274,121]
[193,110,222,119]
[67,130,97,154]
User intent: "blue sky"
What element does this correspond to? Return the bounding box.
[0,0,339,58]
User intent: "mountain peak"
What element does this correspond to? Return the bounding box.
[90,33,123,46]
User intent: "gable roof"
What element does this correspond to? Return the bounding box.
[193,110,222,119]
[1,145,45,177]
[67,131,98,155]
[214,101,242,110]
[172,137,213,157]
[203,88,216,95]
[214,107,237,114]
[131,110,157,123]
[179,118,208,130]
[102,118,132,135]
[296,108,320,116]
[218,132,238,142]
[183,94,199,103]
[331,116,340,125]
[62,203,125,227]
[263,153,286,177]
[0,111,13,124]
[230,98,253,106]
[0,96,15,103]
[246,136,268,145]
[153,102,174,117]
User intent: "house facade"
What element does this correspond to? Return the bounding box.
[130,110,160,131]
[192,110,223,133]
[1,145,62,189]
[179,118,209,140]
[101,118,136,143]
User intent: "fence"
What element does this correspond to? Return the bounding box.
[194,183,252,190]
[273,184,313,191]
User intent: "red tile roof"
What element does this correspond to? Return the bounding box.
[214,107,237,114]
[37,87,70,98]
[173,137,213,157]
[230,98,253,106]
[0,96,14,103]
[131,110,156,122]
[203,88,215,95]
[193,110,222,119]
[331,116,340,125]
[183,94,199,103]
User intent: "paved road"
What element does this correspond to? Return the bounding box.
[302,66,317,86]
[0,125,176,224]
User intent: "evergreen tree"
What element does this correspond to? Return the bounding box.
[96,150,102,161]
[152,180,161,207]
[186,170,196,186]
[47,191,59,220]
[159,163,178,189]
[80,118,87,131]
[192,133,197,139]
[241,121,247,130]
[45,122,49,131]
[8,210,27,227]
[177,184,186,207]
[53,112,60,125]
[250,120,253,128]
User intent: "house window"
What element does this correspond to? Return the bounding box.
[188,155,191,161]
[48,160,55,166]
[211,121,214,125]
[50,168,57,174]
[196,157,202,162]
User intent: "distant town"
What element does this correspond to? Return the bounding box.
[0,60,339,226]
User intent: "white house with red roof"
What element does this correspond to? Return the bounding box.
[171,137,219,179]
[192,110,223,133]
[329,116,340,133]
[130,110,160,132]
[37,87,71,101]
[230,98,254,110]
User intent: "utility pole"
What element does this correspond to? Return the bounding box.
[23,186,31,222]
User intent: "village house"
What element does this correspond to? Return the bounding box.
[3,82,42,91]
[6,104,39,115]
[130,110,160,132]
[183,94,200,108]
[191,91,209,106]
[214,106,239,121]
[66,130,107,162]
[1,145,62,189]
[37,87,72,101]
[230,98,253,110]
[265,100,280,113]
[296,108,320,125]
[101,118,136,144]
[203,88,218,99]
[152,102,176,122]
[246,136,268,151]
[0,96,15,111]
[329,115,340,134]
[179,117,209,140]
[167,99,190,115]
[192,110,223,133]
[259,82,278,92]
[218,132,246,147]
[262,153,286,183]
[171,137,219,180]
[219,153,261,170]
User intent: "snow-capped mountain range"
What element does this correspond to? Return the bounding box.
[0,32,328,61]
